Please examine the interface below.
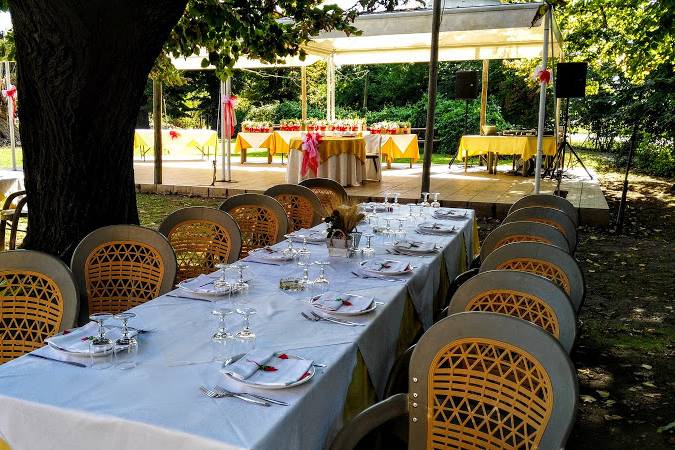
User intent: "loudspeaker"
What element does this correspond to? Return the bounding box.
[455,71,479,99]
[555,62,587,98]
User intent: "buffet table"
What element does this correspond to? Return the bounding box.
[235,132,276,164]
[456,135,558,175]
[134,129,218,160]
[287,137,367,186]
[0,207,478,450]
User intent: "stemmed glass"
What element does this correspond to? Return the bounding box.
[89,313,113,369]
[382,192,390,209]
[234,278,256,341]
[282,234,297,259]
[382,218,395,245]
[394,218,407,241]
[211,263,234,361]
[408,203,417,222]
[421,192,430,207]
[361,233,375,257]
[296,234,311,262]
[297,260,314,289]
[113,312,138,370]
[313,261,330,293]
[392,192,401,209]
[431,192,441,209]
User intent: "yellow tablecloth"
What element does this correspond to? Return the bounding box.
[456,135,557,160]
[289,136,366,162]
[379,133,420,163]
[234,132,274,152]
[269,131,301,156]
[133,129,217,157]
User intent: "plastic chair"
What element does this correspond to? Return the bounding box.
[448,270,577,352]
[158,207,242,282]
[481,241,585,313]
[330,312,578,450]
[219,194,288,259]
[1,250,79,362]
[263,184,324,232]
[298,177,349,215]
[0,191,27,250]
[70,225,177,319]
[480,220,570,262]
[509,193,579,227]
[504,206,578,252]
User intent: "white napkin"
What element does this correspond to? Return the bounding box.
[312,291,373,313]
[432,208,467,220]
[360,259,411,275]
[393,240,436,254]
[247,247,293,263]
[178,274,216,293]
[46,322,136,354]
[416,222,456,235]
[290,229,326,243]
[223,349,314,386]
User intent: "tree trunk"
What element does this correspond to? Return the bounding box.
[8,0,187,258]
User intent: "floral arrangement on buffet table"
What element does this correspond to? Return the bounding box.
[241,121,273,133]
[305,118,365,133]
[368,121,411,134]
[324,204,365,257]
[279,119,302,131]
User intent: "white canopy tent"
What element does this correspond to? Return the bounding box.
[171,1,562,188]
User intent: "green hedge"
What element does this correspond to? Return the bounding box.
[241,97,511,154]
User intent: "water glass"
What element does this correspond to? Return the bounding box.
[313,261,330,293]
[421,192,430,207]
[211,334,236,363]
[90,341,114,370]
[113,312,138,370]
[361,233,375,257]
[431,192,441,208]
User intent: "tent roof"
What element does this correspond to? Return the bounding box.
[172,2,562,70]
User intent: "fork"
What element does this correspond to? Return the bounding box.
[199,386,271,406]
[350,271,405,282]
[301,312,361,327]
[214,385,288,406]
[309,311,365,327]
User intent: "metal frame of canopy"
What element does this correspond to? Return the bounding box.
[171,2,563,189]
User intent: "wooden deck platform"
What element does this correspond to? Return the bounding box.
[134,158,610,226]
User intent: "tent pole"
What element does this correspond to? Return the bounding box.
[534,6,550,194]
[4,62,16,171]
[421,0,442,195]
[152,79,162,185]
[301,66,308,121]
[479,59,489,134]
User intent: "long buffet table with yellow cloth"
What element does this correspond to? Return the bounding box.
[287,136,367,186]
[133,129,218,160]
[456,135,557,174]
[234,132,276,163]
[379,133,420,167]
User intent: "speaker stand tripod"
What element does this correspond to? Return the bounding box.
[544,97,593,181]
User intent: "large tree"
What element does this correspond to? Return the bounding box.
[4,0,361,258]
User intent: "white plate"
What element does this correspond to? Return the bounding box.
[176,278,250,297]
[222,354,315,390]
[47,327,136,357]
[359,259,412,276]
[309,294,376,316]
[248,248,294,262]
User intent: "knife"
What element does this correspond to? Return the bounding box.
[27,353,87,367]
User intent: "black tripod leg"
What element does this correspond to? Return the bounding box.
[567,143,593,179]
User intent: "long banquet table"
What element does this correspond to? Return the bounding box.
[0,206,478,450]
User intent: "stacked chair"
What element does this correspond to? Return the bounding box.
[332,193,583,449]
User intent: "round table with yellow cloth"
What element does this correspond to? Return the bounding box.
[287,136,366,186]
[456,135,557,174]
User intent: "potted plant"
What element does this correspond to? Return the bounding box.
[324,204,365,257]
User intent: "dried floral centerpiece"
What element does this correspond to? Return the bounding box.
[324,204,365,257]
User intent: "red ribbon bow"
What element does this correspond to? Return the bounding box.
[534,66,551,85]
[169,130,180,140]
[2,84,17,119]
[222,94,237,139]
[301,132,322,177]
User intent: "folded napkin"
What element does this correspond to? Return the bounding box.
[46,322,137,354]
[416,222,456,235]
[361,203,392,213]
[290,229,326,243]
[178,274,216,293]
[312,291,373,313]
[432,208,466,219]
[393,240,437,254]
[223,349,314,386]
[360,259,411,275]
[247,247,293,263]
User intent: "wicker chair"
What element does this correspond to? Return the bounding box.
[298,177,349,215]
[509,193,579,226]
[0,190,27,250]
[481,241,585,313]
[448,270,577,352]
[264,184,324,232]
[70,225,177,319]
[480,220,570,262]
[158,207,242,283]
[504,206,578,252]
[219,194,288,259]
[1,250,79,363]
[330,312,578,450]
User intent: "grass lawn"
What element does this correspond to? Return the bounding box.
[0,145,22,169]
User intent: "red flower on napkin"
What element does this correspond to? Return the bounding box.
[338,298,352,306]
[277,353,289,360]
[248,359,278,372]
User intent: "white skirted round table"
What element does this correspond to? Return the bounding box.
[286,136,366,187]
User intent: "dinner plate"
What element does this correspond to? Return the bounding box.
[309,294,376,316]
[222,353,315,390]
[248,247,294,262]
[176,277,250,297]
[359,259,412,276]
[289,230,326,243]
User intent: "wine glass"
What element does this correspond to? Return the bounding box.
[421,192,430,207]
[296,234,311,262]
[213,263,230,294]
[361,233,375,257]
[113,312,138,370]
[431,192,441,209]
[235,282,256,341]
[282,234,297,259]
[382,218,395,246]
[313,261,330,293]
[392,192,401,208]
[297,261,313,289]
[89,312,113,369]
[394,218,407,241]
[89,313,112,345]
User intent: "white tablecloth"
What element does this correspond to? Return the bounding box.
[0,207,475,450]
[286,149,364,187]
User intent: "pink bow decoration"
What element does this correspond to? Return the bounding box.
[222,94,237,138]
[301,132,322,177]
[534,66,551,84]
[169,130,180,140]
[2,84,17,118]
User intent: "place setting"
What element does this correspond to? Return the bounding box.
[170,262,251,302]
[387,239,439,257]
[352,257,413,282]
[415,221,458,236]
[432,207,469,221]
[246,246,296,265]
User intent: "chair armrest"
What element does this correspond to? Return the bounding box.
[2,190,26,210]
[329,393,409,450]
